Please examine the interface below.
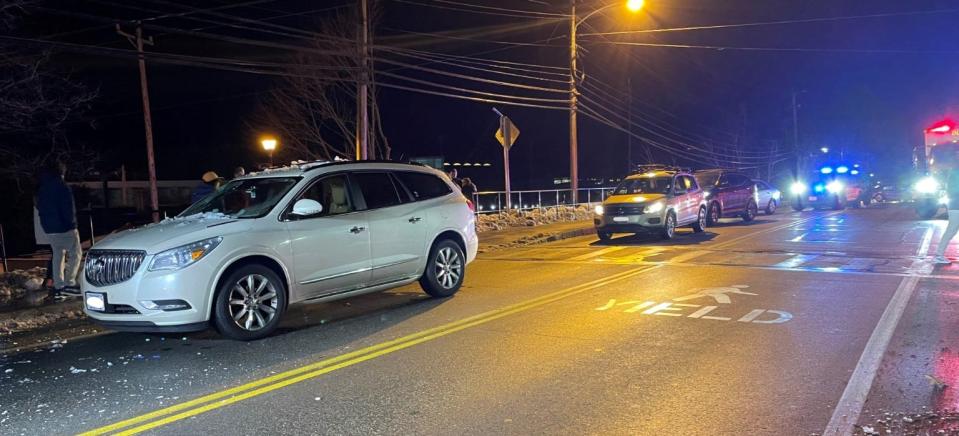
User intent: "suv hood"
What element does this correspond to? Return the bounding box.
[604,193,667,205]
[92,213,247,254]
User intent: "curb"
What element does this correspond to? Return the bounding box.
[479,222,595,253]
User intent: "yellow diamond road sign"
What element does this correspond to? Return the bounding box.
[495,117,520,149]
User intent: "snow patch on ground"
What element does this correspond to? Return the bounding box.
[0,268,46,308]
[475,205,592,233]
[0,304,84,336]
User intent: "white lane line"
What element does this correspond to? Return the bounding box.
[823,225,934,436]
[774,254,819,268]
[569,246,629,261]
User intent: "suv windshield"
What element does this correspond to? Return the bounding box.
[696,170,722,188]
[614,177,673,195]
[180,177,300,219]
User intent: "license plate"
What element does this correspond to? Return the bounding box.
[808,196,818,202]
[613,216,629,223]
[85,292,106,312]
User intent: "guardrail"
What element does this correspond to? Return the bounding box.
[471,187,615,213]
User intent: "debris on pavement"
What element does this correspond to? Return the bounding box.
[855,410,959,435]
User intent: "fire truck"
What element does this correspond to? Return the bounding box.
[913,119,959,219]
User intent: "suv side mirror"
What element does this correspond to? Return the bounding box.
[291,199,323,217]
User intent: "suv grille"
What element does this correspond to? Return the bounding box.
[606,205,645,215]
[84,250,147,287]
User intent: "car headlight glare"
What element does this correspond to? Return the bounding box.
[914,177,940,194]
[148,237,223,271]
[826,181,843,194]
[594,205,604,215]
[940,196,950,206]
[643,201,665,214]
[790,182,806,195]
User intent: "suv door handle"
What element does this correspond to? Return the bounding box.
[408,217,422,223]
[349,226,366,234]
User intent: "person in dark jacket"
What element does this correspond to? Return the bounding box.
[36,161,81,299]
[191,171,223,204]
[460,177,478,200]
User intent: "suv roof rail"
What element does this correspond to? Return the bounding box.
[302,159,431,172]
[632,164,691,174]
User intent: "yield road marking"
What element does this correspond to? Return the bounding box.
[823,224,934,435]
[672,285,757,304]
[79,265,659,436]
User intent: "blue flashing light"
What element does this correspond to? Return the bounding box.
[820,167,834,174]
[813,183,825,193]
[850,170,860,175]
[853,164,860,168]
[836,166,849,174]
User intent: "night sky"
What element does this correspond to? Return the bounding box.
[15,0,959,189]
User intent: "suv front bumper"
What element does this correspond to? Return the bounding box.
[594,212,666,233]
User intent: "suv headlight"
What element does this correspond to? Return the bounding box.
[790,182,806,195]
[594,205,604,215]
[643,201,665,214]
[148,237,223,271]
[914,177,940,194]
[825,181,843,194]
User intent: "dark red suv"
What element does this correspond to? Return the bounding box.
[694,169,759,225]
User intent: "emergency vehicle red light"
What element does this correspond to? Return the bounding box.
[926,119,956,134]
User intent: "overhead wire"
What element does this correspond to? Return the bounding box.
[581,7,959,36]
[388,0,564,20]
[377,48,569,84]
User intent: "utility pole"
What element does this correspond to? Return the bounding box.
[627,77,632,172]
[569,0,579,202]
[792,91,800,179]
[117,22,159,223]
[355,0,370,161]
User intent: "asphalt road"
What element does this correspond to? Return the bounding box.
[2,204,956,435]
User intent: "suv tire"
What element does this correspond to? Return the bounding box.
[597,231,612,242]
[420,239,465,298]
[765,200,777,215]
[691,207,707,233]
[213,264,287,341]
[661,211,677,240]
[742,200,758,222]
[706,202,721,226]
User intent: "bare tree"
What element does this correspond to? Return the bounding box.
[255,6,389,163]
[0,0,98,187]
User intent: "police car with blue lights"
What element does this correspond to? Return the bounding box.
[789,164,867,211]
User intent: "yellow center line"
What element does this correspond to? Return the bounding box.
[80,265,658,436]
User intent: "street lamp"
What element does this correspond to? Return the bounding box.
[569,1,642,200]
[261,136,278,166]
[820,147,829,154]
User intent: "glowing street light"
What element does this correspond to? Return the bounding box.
[820,147,829,154]
[626,0,644,12]
[261,136,278,166]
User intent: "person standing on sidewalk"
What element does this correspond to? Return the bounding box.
[935,154,959,264]
[36,161,82,299]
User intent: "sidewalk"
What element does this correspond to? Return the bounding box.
[478,218,594,253]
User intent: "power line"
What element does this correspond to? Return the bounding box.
[388,0,564,20]
[376,70,569,103]
[377,47,569,84]
[590,40,959,55]
[377,81,568,110]
[581,7,959,36]
[427,0,568,17]
[377,45,568,74]
[381,26,564,48]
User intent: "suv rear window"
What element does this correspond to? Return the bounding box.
[394,171,452,201]
[352,172,402,209]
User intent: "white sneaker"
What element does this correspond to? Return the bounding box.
[934,255,952,265]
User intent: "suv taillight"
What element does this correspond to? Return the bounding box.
[466,199,476,212]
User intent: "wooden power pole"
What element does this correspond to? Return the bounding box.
[356,0,370,161]
[117,22,159,222]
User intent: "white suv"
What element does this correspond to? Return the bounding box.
[81,161,478,340]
